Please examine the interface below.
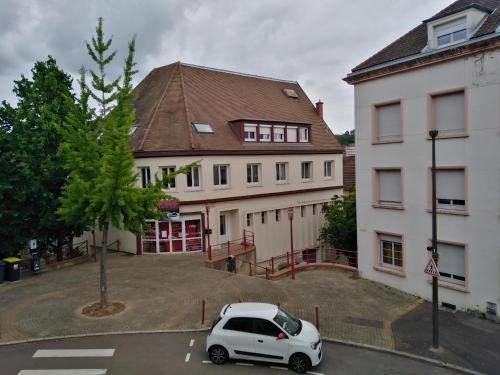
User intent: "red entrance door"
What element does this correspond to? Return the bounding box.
[185,219,201,252]
[158,221,170,253]
[171,222,183,252]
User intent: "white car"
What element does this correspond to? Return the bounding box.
[206,302,322,373]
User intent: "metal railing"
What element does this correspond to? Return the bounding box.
[40,240,89,266]
[207,230,255,261]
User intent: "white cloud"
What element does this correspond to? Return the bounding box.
[0,0,452,133]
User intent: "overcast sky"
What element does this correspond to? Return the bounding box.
[0,0,452,133]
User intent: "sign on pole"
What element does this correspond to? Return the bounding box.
[424,257,440,277]
[29,239,37,250]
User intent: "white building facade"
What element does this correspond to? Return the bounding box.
[346,0,500,315]
[91,62,343,262]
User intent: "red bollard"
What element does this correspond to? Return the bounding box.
[315,306,320,331]
[201,299,206,325]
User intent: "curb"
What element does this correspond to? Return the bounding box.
[323,338,485,375]
[0,328,210,347]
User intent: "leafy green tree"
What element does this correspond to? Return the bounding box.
[319,186,357,252]
[335,130,355,146]
[59,18,191,308]
[0,57,82,258]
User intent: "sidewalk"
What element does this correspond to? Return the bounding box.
[0,252,498,373]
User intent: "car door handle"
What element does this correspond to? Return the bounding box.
[257,340,263,343]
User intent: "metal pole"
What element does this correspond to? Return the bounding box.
[289,211,295,280]
[430,129,439,349]
[205,205,211,260]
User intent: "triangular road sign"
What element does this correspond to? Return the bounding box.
[424,257,440,277]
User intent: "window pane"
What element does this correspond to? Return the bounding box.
[436,170,465,210]
[220,166,227,185]
[438,243,465,285]
[437,33,451,46]
[193,167,199,186]
[213,166,219,185]
[433,92,465,134]
[394,243,403,267]
[381,241,393,265]
[378,170,402,205]
[224,317,253,333]
[287,128,297,142]
[253,318,282,336]
[247,165,252,183]
[220,215,226,235]
[377,103,401,141]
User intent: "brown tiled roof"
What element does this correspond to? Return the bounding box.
[343,156,356,189]
[130,62,342,153]
[352,0,500,72]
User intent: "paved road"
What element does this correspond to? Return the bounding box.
[0,332,460,375]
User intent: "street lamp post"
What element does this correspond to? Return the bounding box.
[429,129,439,349]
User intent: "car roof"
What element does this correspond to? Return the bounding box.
[221,303,278,320]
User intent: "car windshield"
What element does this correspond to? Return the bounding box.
[273,307,301,336]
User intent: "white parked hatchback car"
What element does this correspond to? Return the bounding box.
[206,302,322,373]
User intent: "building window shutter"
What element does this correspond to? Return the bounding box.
[437,243,465,285]
[433,92,465,135]
[378,170,402,205]
[436,170,465,209]
[377,103,401,141]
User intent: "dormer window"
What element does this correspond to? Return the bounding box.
[259,125,271,142]
[244,124,257,141]
[299,127,309,142]
[434,17,467,47]
[274,126,285,142]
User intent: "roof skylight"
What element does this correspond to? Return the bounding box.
[193,123,214,134]
[283,88,299,99]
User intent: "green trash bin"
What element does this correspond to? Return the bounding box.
[3,257,22,282]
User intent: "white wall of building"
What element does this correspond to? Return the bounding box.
[85,153,342,261]
[354,49,500,313]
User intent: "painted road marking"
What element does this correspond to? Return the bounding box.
[236,362,254,366]
[269,366,288,370]
[33,349,115,358]
[18,370,107,375]
[189,339,194,347]
[307,372,325,375]
[202,360,212,364]
[185,353,191,362]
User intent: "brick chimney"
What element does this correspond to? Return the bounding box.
[315,100,324,119]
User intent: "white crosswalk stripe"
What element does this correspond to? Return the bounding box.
[33,349,115,358]
[18,370,107,375]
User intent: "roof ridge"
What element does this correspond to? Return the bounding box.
[178,63,195,150]
[179,62,298,84]
[138,62,180,150]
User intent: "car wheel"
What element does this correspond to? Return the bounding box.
[289,353,311,373]
[208,345,228,365]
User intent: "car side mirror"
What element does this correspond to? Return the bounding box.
[277,332,286,340]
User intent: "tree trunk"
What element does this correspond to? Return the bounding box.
[100,224,108,309]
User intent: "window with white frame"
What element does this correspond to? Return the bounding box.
[432,91,465,136]
[244,124,257,141]
[276,162,287,182]
[301,161,312,180]
[324,160,334,178]
[161,166,176,189]
[186,165,201,188]
[140,167,151,188]
[274,126,285,142]
[376,102,401,142]
[287,127,297,142]
[246,213,253,227]
[436,169,466,211]
[435,17,467,47]
[377,169,402,207]
[247,163,260,184]
[437,242,466,285]
[213,165,229,186]
[379,233,403,268]
[299,127,309,142]
[259,125,271,142]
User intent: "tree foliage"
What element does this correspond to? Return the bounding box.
[319,187,357,251]
[59,18,190,308]
[335,129,355,146]
[0,57,82,258]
